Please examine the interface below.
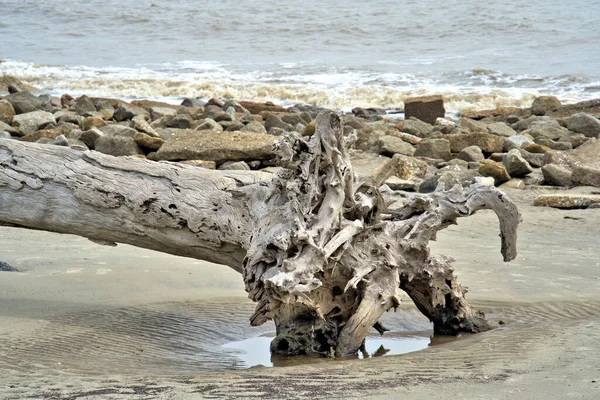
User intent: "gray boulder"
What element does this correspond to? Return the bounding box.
[531,96,561,116]
[99,124,138,138]
[95,135,143,156]
[241,120,267,134]
[72,95,97,115]
[265,114,293,132]
[131,115,159,137]
[378,136,415,157]
[456,145,484,162]
[150,106,177,121]
[399,118,434,138]
[524,120,569,140]
[486,122,517,137]
[503,149,533,177]
[542,164,573,186]
[113,104,149,122]
[195,118,223,132]
[12,110,56,135]
[414,138,451,161]
[566,113,600,138]
[0,261,18,272]
[79,128,104,149]
[3,91,44,114]
[504,134,534,151]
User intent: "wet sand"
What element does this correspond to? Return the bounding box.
[1,187,600,399]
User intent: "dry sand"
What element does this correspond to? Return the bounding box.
[1,187,600,399]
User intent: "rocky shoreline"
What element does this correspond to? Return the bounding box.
[1,78,600,210]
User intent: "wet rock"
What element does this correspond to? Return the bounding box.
[479,160,511,185]
[95,135,143,157]
[378,135,415,157]
[531,96,561,116]
[534,194,600,209]
[0,261,18,272]
[155,130,277,164]
[503,149,533,177]
[12,110,56,135]
[397,118,434,138]
[404,95,445,125]
[456,145,485,162]
[486,122,517,137]
[3,91,44,114]
[72,95,97,115]
[241,120,267,134]
[219,161,251,171]
[566,113,600,138]
[134,132,164,151]
[414,138,451,161]
[542,164,573,186]
[0,99,15,124]
[504,134,534,151]
[113,103,149,122]
[444,132,504,153]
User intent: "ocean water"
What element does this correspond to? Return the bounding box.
[1,0,599,113]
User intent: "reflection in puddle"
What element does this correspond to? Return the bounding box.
[223,332,431,368]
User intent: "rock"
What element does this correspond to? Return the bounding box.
[534,194,600,209]
[214,112,233,122]
[397,118,434,138]
[150,106,177,121]
[524,120,569,140]
[473,176,496,186]
[192,118,222,132]
[458,117,487,132]
[19,126,71,142]
[155,130,277,164]
[79,128,104,149]
[238,101,287,114]
[264,114,293,132]
[444,132,505,153]
[522,143,551,153]
[113,103,149,122]
[392,131,422,145]
[502,149,533,177]
[223,121,246,132]
[456,145,485,162]
[486,122,517,137]
[479,160,511,185]
[3,91,44,114]
[0,120,18,136]
[342,114,367,130]
[572,166,600,187]
[241,120,267,134]
[53,134,69,146]
[352,107,387,118]
[0,261,18,272]
[180,98,206,108]
[95,135,143,157]
[378,136,415,157]
[419,167,479,193]
[303,121,316,136]
[560,133,589,149]
[384,176,418,191]
[179,160,217,169]
[414,138,451,161]
[219,161,251,170]
[81,116,107,131]
[542,164,573,186]
[498,179,525,190]
[513,115,551,132]
[131,115,159,137]
[60,94,74,107]
[534,137,572,151]
[267,127,285,136]
[566,113,600,138]
[0,131,10,139]
[544,140,600,171]
[12,110,56,135]
[165,114,194,129]
[281,113,305,127]
[71,95,97,115]
[0,99,15,124]
[404,95,445,125]
[517,149,544,168]
[134,132,165,151]
[531,96,561,116]
[99,124,138,138]
[504,134,534,151]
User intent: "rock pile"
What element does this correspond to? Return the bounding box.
[1,88,599,209]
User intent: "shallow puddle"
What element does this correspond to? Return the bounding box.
[223,331,431,368]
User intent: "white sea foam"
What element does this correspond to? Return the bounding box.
[1,60,598,114]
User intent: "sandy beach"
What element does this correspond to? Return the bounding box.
[1,186,599,399]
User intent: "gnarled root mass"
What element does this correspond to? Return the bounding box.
[244,112,520,357]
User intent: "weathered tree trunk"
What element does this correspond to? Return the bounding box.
[0,112,520,357]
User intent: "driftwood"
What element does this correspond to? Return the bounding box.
[0,112,520,357]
